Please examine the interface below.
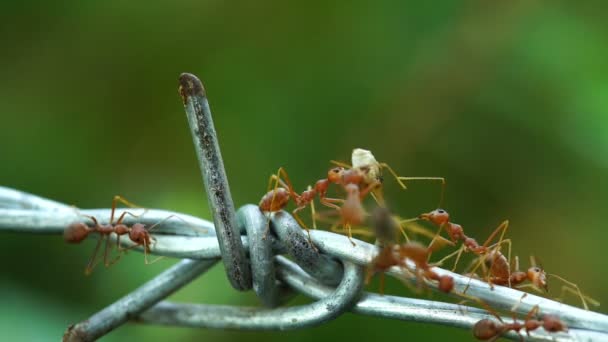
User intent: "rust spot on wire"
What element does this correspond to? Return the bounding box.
[178,73,206,105]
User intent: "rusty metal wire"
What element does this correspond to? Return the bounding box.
[2,73,608,342]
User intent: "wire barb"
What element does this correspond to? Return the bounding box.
[179,73,251,291]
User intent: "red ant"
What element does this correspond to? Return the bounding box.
[258,166,347,229]
[258,153,390,238]
[468,254,599,310]
[324,182,383,246]
[64,196,160,275]
[473,304,568,341]
[416,209,511,277]
[366,207,454,293]
[366,242,454,294]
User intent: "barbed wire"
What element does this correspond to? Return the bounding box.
[2,73,607,341]
[1,187,606,341]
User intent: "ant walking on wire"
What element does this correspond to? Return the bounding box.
[64,195,161,274]
[415,209,511,275]
[467,253,599,310]
[366,207,454,294]
[473,303,568,341]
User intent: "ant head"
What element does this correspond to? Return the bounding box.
[64,223,90,243]
[129,223,148,243]
[527,266,548,292]
[327,167,344,183]
[473,319,501,340]
[419,208,450,225]
[438,275,454,293]
[542,315,568,333]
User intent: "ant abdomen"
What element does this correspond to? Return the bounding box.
[259,187,290,212]
[64,223,90,243]
[473,319,501,340]
[542,315,567,333]
[438,275,454,293]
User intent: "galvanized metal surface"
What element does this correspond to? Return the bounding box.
[179,72,251,291]
[2,186,607,342]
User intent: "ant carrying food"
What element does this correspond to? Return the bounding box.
[333,148,446,207]
[473,304,568,341]
[64,195,160,274]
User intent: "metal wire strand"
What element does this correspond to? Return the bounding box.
[179,73,251,291]
[270,210,343,285]
[136,260,364,330]
[2,186,608,341]
[0,186,72,211]
[63,259,218,342]
[274,256,601,342]
[236,204,292,307]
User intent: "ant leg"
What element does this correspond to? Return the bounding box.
[111,195,146,224]
[114,209,150,225]
[370,188,386,207]
[329,160,351,168]
[330,224,356,246]
[348,226,375,237]
[79,214,99,227]
[102,233,114,267]
[345,224,355,246]
[468,220,510,285]
[377,163,407,189]
[397,267,424,295]
[426,223,444,255]
[319,197,343,210]
[84,236,104,275]
[146,214,207,235]
[308,186,317,230]
[292,206,318,252]
[510,293,528,312]
[142,240,165,265]
[557,286,600,310]
[550,274,599,310]
[515,283,546,295]
[433,245,465,271]
[463,253,498,294]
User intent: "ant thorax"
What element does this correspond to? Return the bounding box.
[351,148,381,184]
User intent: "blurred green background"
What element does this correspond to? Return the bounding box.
[1,1,607,341]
